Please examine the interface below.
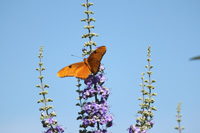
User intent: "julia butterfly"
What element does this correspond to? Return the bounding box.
[57,46,106,79]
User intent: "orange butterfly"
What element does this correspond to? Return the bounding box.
[57,46,106,79]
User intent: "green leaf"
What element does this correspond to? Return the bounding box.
[39,106,45,111]
[152,93,157,96]
[39,62,43,66]
[88,2,94,6]
[77,116,83,120]
[174,127,178,130]
[81,18,87,22]
[81,3,87,7]
[76,83,82,87]
[44,84,50,88]
[36,84,41,88]
[76,103,81,106]
[46,105,54,111]
[81,33,89,38]
[138,97,142,100]
[38,75,44,79]
[84,11,94,15]
[39,91,48,95]
[89,18,96,22]
[84,25,95,29]
[46,98,53,102]
[37,99,44,103]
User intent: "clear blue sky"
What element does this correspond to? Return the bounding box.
[0,0,200,133]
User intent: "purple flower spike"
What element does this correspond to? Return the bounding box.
[80,66,112,131]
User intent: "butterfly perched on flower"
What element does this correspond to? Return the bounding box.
[57,46,106,79]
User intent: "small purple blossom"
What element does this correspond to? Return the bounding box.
[47,118,53,124]
[84,75,93,88]
[92,129,107,133]
[128,125,134,133]
[55,125,64,133]
[99,65,105,72]
[128,125,143,133]
[45,126,64,133]
[134,126,141,133]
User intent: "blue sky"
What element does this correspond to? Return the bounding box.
[0,0,200,133]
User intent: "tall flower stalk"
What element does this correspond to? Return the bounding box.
[128,46,157,133]
[174,102,185,133]
[36,46,64,133]
[75,1,113,133]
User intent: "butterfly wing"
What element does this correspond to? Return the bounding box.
[57,62,92,79]
[75,63,92,79]
[87,46,106,75]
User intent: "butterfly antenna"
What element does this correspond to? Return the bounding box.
[71,54,83,59]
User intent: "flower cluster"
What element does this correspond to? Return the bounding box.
[128,46,156,133]
[41,111,64,133]
[80,66,113,132]
[36,46,64,133]
[83,74,108,100]
[83,100,113,127]
[128,125,147,133]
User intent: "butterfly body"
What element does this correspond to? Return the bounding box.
[57,46,106,79]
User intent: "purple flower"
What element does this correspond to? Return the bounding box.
[90,88,96,95]
[106,115,113,127]
[128,125,134,133]
[134,126,141,133]
[141,130,148,133]
[99,74,106,84]
[47,117,53,124]
[55,125,64,133]
[93,129,107,133]
[83,117,90,125]
[128,125,142,133]
[45,128,53,133]
[84,75,93,88]
[147,119,155,127]
[93,75,101,84]
[99,65,105,72]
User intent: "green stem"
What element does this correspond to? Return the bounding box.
[94,83,100,130]
[148,58,151,110]
[77,80,87,131]
[86,0,92,51]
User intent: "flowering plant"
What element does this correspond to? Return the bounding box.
[36,46,64,133]
[128,46,157,133]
